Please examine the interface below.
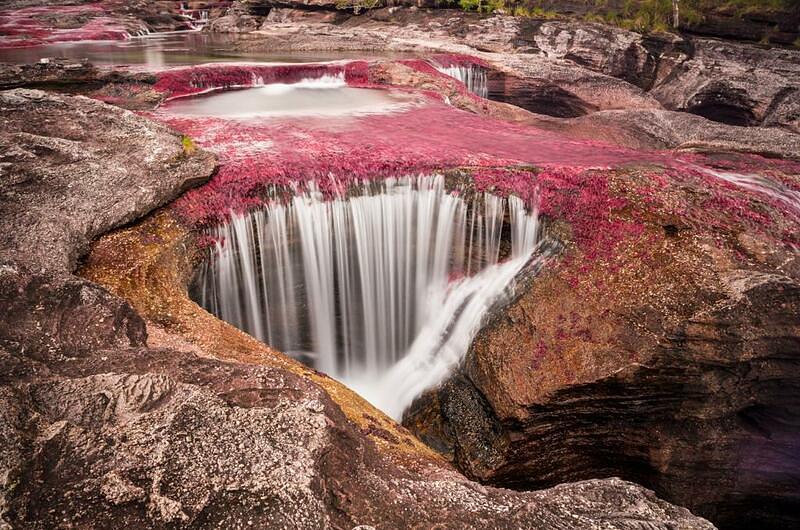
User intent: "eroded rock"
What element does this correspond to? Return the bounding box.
[0,88,215,271]
[0,86,715,528]
[405,164,800,530]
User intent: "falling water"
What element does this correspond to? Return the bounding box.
[700,167,800,218]
[194,175,540,417]
[432,63,489,99]
[179,2,210,31]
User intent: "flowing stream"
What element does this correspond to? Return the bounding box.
[193,175,540,417]
[432,63,489,99]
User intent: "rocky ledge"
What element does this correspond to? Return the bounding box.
[0,1,225,47]
[216,8,800,135]
[0,90,715,528]
[404,160,800,530]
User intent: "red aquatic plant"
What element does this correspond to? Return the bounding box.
[0,4,138,48]
[141,62,798,263]
[154,62,371,99]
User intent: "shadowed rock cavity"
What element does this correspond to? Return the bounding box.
[487,70,594,118]
[685,82,757,127]
[405,246,800,530]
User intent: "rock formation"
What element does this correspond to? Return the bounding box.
[404,160,800,530]
[218,9,800,136]
[1,3,799,529]
[0,88,716,528]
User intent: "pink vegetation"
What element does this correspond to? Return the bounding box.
[0,4,136,48]
[152,94,654,227]
[155,62,371,99]
[143,62,798,260]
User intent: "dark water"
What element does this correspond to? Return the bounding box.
[0,31,408,68]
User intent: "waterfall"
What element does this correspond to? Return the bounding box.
[698,167,800,218]
[432,64,489,99]
[179,3,210,31]
[194,175,540,417]
[249,72,346,92]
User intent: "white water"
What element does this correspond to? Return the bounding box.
[701,167,800,218]
[163,77,410,118]
[179,3,210,31]
[433,64,489,99]
[250,72,347,91]
[194,175,540,418]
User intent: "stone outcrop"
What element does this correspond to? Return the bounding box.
[221,9,800,134]
[0,88,715,528]
[0,0,214,46]
[557,108,800,157]
[0,89,214,272]
[2,6,798,528]
[404,161,800,530]
[650,38,800,132]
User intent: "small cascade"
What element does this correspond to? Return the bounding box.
[155,62,368,100]
[179,3,210,31]
[248,71,346,90]
[700,167,800,218]
[432,63,489,99]
[193,175,541,417]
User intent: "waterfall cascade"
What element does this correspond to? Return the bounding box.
[179,3,210,30]
[193,175,541,417]
[432,63,489,99]
[699,167,800,218]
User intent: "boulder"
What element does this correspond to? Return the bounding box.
[650,38,800,130]
[0,89,215,272]
[405,162,800,530]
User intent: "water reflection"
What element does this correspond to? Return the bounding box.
[0,32,409,69]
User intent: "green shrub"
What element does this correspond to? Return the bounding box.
[181,135,196,155]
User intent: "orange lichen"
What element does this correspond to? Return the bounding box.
[79,208,443,465]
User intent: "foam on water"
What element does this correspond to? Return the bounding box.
[161,74,410,118]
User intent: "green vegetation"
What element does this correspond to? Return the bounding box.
[337,0,381,13]
[181,135,196,155]
[458,0,505,14]
[453,0,796,35]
